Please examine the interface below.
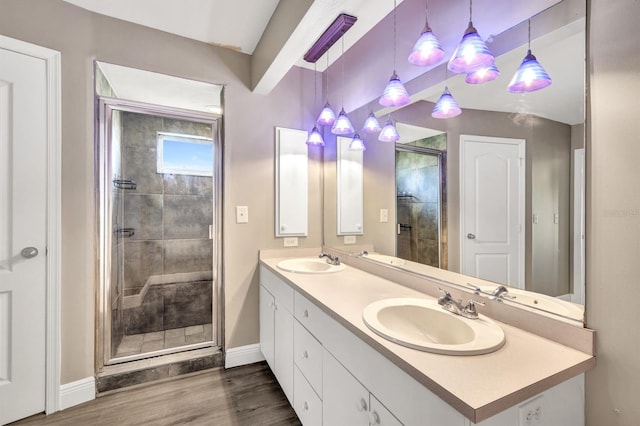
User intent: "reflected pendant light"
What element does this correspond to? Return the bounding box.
[508,20,552,93]
[331,38,355,135]
[317,54,336,125]
[378,117,400,142]
[379,0,411,107]
[465,64,500,84]
[349,133,366,151]
[362,112,382,133]
[332,108,355,135]
[407,1,445,67]
[432,86,461,119]
[448,0,495,74]
[307,63,325,146]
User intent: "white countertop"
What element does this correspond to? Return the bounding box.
[260,254,595,423]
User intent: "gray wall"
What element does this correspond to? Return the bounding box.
[586,1,640,424]
[0,0,323,384]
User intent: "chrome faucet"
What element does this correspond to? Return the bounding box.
[319,252,340,265]
[437,288,484,319]
[490,285,515,301]
[357,250,368,257]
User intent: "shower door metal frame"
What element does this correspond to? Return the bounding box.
[395,144,448,270]
[95,96,223,370]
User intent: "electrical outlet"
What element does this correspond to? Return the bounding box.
[518,396,543,426]
[236,206,248,223]
[380,209,389,223]
[344,235,356,244]
[283,237,298,247]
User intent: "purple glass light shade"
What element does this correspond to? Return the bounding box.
[379,71,411,107]
[507,50,552,93]
[361,112,382,134]
[448,22,495,74]
[431,87,462,119]
[317,102,337,126]
[465,64,500,84]
[348,133,366,151]
[408,26,445,67]
[331,108,355,135]
[306,126,325,146]
[378,118,400,142]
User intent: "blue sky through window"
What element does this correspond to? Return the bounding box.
[158,136,213,176]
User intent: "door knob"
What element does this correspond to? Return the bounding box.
[467,233,476,239]
[21,247,39,259]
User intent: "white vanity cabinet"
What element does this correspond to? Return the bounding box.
[259,265,585,426]
[259,268,294,403]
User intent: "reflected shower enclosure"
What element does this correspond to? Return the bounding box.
[97,98,222,366]
[395,134,447,269]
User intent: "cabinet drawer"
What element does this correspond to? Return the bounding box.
[294,320,323,396]
[294,365,322,426]
[260,266,294,313]
[295,291,331,342]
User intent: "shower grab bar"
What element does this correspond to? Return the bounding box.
[113,179,137,190]
[114,227,135,238]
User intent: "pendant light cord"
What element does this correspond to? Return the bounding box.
[393,0,397,70]
[341,37,345,107]
[425,0,429,26]
[528,19,531,50]
[469,0,473,21]
[314,62,317,111]
[325,53,330,103]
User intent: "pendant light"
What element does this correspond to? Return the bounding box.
[379,0,411,107]
[361,112,382,134]
[317,53,337,126]
[407,0,445,67]
[307,62,325,146]
[379,116,400,142]
[349,133,366,151]
[448,0,494,74]
[432,86,461,118]
[331,38,355,135]
[465,64,500,84]
[508,20,552,93]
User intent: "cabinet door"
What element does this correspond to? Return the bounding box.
[369,394,403,426]
[274,300,294,404]
[323,349,369,426]
[259,285,275,370]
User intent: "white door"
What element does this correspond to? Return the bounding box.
[460,135,525,288]
[0,45,49,424]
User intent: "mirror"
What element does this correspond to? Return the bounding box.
[323,0,586,324]
[275,127,309,237]
[337,136,364,236]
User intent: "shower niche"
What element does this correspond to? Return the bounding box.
[95,62,223,369]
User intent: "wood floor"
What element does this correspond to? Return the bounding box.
[13,362,301,426]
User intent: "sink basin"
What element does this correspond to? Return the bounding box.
[362,298,505,355]
[480,286,584,321]
[277,258,346,274]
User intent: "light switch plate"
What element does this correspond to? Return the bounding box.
[236,206,249,223]
[284,237,298,247]
[344,235,356,244]
[380,209,389,223]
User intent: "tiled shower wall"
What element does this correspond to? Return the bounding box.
[118,111,213,336]
[396,134,446,268]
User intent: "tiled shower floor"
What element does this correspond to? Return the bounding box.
[115,323,213,357]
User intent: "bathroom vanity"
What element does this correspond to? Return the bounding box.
[259,250,595,425]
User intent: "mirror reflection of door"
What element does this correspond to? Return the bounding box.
[395,133,447,269]
[460,135,526,289]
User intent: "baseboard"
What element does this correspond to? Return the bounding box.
[225,344,265,369]
[59,376,95,410]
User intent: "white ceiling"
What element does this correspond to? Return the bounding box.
[69,0,584,125]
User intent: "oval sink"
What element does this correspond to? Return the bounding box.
[277,258,346,274]
[363,298,505,355]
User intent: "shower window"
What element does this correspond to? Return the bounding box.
[157,132,213,177]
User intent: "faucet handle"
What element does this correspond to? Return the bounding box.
[465,283,482,294]
[463,299,485,318]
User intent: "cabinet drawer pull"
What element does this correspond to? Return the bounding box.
[303,401,309,411]
[369,411,380,425]
[302,350,309,359]
[303,309,309,318]
[357,398,368,412]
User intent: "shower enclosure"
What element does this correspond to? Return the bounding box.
[96,97,222,368]
[395,134,447,269]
